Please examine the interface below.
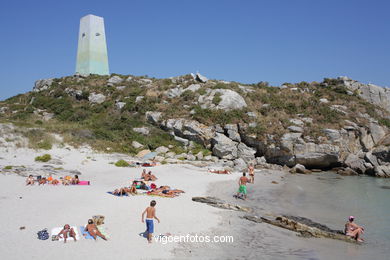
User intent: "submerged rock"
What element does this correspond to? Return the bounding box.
[192,196,251,212]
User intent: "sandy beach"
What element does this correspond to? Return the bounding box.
[0,145,239,260]
[1,145,389,260]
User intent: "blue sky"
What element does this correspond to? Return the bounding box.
[0,0,389,100]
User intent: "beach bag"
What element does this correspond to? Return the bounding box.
[150,183,157,189]
[37,229,49,240]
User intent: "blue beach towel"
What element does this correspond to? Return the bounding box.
[80,226,94,239]
[107,191,128,197]
[80,226,109,240]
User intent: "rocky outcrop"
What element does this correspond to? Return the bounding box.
[33,79,53,92]
[133,127,150,135]
[88,93,106,104]
[198,89,247,110]
[161,118,215,148]
[195,72,208,83]
[192,197,251,212]
[145,111,162,125]
[107,75,123,85]
[211,133,238,159]
[245,215,358,244]
[338,76,390,113]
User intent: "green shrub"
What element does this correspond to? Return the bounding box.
[4,165,13,169]
[115,159,130,167]
[212,93,222,105]
[37,140,52,150]
[197,88,207,95]
[35,154,51,162]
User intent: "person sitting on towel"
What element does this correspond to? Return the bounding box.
[141,169,147,179]
[57,224,77,243]
[26,175,35,185]
[71,175,79,185]
[144,171,157,181]
[38,177,47,185]
[85,219,107,240]
[129,181,138,195]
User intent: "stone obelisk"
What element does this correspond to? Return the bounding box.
[76,14,109,75]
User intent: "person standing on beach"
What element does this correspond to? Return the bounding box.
[142,200,160,243]
[248,164,255,183]
[237,172,251,200]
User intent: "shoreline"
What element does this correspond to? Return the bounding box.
[175,169,390,259]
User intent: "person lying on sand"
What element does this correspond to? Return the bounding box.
[236,172,250,200]
[113,187,130,196]
[345,216,364,242]
[26,175,34,185]
[85,219,107,241]
[208,169,231,174]
[147,186,184,198]
[61,177,70,185]
[57,224,77,243]
[71,175,79,185]
[38,177,47,185]
[51,179,60,185]
[144,171,157,181]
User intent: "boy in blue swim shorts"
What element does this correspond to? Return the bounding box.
[142,200,160,243]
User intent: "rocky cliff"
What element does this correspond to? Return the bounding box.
[1,73,390,177]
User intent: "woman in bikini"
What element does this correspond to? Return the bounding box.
[85,219,107,240]
[71,175,80,185]
[57,224,77,243]
[26,175,35,185]
[344,216,364,242]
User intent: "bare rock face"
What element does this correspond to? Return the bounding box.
[33,79,54,92]
[295,152,339,168]
[198,89,247,110]
[133,127,150,135]
[192,196,251,212]
[211,133,238,160]
[290,164,311,174]
[132,141,144,149]
[88,93,106,104]
[344,153,367,174]
[107,75,123,85]
[374,165,390,177]
[195,72,208,83]
[339,76,390,113]
[162,118,215,148]
[145,111,162,125]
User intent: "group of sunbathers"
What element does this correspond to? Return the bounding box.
[26,174,80,185]
[110,169,184,198]
[56,218,107,243]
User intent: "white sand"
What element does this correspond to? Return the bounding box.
[0,146,239,260]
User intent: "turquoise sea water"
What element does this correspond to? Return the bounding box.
[273,172,390,258]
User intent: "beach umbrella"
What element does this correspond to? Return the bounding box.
[142,152,157,160]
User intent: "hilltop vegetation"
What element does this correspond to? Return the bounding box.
[0,73,389,157]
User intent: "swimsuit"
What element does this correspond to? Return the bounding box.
[238,185,247,195]
[146,218,154,234]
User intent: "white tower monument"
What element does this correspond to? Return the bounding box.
[76,14,109,75]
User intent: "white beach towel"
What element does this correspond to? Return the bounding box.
[51,226,81,241]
